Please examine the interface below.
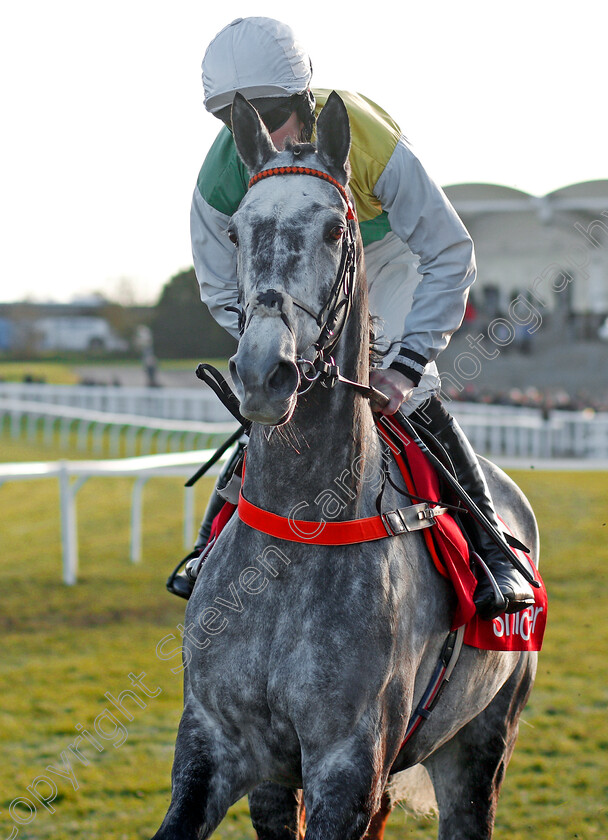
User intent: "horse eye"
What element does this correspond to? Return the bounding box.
[228,229,239,246]
[327,225,345,242]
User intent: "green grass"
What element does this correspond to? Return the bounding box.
[0,360,81,385]
[0,359,229,385]
[0,438,606,839]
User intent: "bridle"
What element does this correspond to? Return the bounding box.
[246,165,363,398]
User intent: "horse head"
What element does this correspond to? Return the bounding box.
[228,91,356,425]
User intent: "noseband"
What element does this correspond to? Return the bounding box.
[247,165,359,395]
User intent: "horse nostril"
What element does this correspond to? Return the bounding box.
[267,362,298,398]
[228,358,241,391]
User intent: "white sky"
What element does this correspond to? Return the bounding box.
[0,1,605,305]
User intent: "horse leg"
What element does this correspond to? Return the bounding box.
[362,792,394,840]
[249,783,305,840]
[151,705,248,840]
[300,747,385,840]
[423,652,536,840]
[248,786,391,840]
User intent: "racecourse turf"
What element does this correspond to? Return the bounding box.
[1,434,606,839]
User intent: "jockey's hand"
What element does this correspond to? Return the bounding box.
[369,368,416,415]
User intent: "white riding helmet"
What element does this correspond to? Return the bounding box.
[202,17,313,114]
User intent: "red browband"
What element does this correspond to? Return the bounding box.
[248,166,357,221]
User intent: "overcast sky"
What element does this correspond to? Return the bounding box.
[0,1,605,305]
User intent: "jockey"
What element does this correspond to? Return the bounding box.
[168,16,534,621]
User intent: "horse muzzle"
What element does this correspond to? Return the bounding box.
[229,321,299,425]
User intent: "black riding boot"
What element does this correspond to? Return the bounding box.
[411,398,535,620]
[166,442,245,600]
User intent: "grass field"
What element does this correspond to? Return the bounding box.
[0,359,225,386]
[1,434,607,839]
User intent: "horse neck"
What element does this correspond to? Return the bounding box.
[244,263,383,518]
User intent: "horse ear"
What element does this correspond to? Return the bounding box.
[316,91,351,182]
[231,93,276,174]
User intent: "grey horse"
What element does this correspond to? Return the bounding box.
[152,92,538,840]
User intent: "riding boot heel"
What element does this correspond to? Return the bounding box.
[166,442,245,600]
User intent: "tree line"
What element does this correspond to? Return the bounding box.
[151,268,237,359]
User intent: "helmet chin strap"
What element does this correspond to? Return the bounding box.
[296,89,316,142]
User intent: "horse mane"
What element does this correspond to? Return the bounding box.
[369,316,401,370]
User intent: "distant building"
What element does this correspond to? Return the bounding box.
[33,315,128,352]
[0,301,131,354]
[445,179,608,339]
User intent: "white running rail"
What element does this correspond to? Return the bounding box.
[0,398,239,456]
[2,384,607,459]
[0,383,232,422]
[0,450,226,585]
